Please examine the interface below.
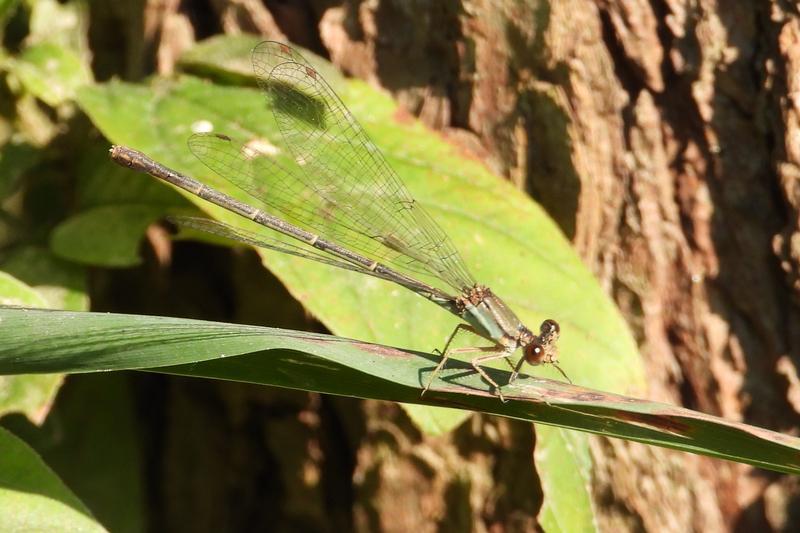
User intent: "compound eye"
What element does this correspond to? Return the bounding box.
[540,319,560,336]
[524,339,546,365]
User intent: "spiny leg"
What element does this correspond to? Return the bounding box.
[470,349,515,402]
[421,324,485,396]
[427,345,510,399]
[509,355,527,384]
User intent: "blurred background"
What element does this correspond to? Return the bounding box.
[1,0,800,531]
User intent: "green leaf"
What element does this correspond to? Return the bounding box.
[0,270,47,307]
[2,307,799,476]
[0,272,63,423]
[0,372,63,423]
[536,426,596,532]
[10,42,92,106]
[178,34,343,89]
[75,144,186,210]
[3,374,145,533]
[0,426,106,532]
[2,246,88,310]
[402,403,471,436]
[178,33,263,85]
[50,205,164,267]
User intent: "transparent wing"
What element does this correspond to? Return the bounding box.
[170,216,444,292]
[250,40,313,74]
[253,41,474,289]
[188,41,475,293]
[252,41,475,291]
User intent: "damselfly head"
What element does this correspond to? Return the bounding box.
[524,319,560,363]
[524,337,558,365]
[519,318,571,383]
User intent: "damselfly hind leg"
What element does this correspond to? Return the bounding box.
[421,323,479,397]
[468,348,516,403]
[422,324,515,402]
[432,345,511,401]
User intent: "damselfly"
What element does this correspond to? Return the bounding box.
[109,41,569,402]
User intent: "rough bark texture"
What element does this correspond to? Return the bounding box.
[96,0,800,531]
[305,1,799,531]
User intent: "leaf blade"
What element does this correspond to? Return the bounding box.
[0,426,107,533]
[2,307,798,475]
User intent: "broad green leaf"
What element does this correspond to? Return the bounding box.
[3,374,145,533]
[2,246,88,310]
[536,426,596,532]
[1,308,799,477]
[50,205,164,267]
[0,270,46,307]
[178,34,342,89]
[75,144,185,210]
[0,272,63,422]
[0,426,106,532]
[178,33,262,85]
[0,371,63,423]
[10,42,92,106]
[402,403,470,437]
